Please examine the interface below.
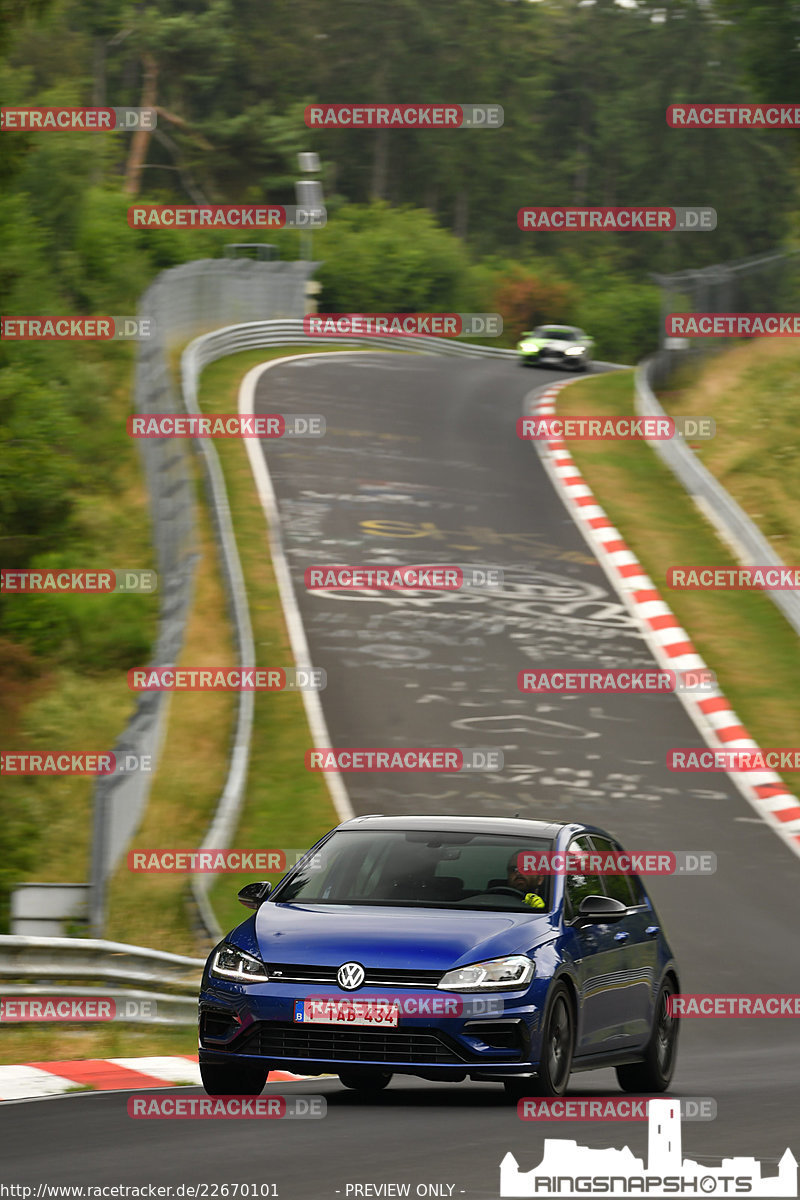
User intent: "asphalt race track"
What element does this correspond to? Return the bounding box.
[4,352,799,1199]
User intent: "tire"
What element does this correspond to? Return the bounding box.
[339,1069,393,1094]
[504,982,575,1101]
[200,1059,269,1096]
[616,977,679,1093]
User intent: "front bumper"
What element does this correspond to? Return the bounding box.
[199,980,541,1079]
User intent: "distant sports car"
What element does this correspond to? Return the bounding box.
[517,324,594,371]
[198,814,680,1101]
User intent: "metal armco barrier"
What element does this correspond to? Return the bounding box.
[89,262,316,939]
[0,935,204,1025]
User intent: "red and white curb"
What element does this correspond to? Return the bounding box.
[526,379,800,856]
[0,1056,313,1102]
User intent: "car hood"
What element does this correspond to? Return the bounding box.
[253,902,556,970]
[518,337,575,351]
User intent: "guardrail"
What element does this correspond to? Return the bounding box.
[0,935,205,1025]
[634,352,800,637]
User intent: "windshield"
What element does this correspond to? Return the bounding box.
[532,327,575,341]
[272,830,554,911]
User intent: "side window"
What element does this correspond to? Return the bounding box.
[589,836,636,907]
[565,836,603,921]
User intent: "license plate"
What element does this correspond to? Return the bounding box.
[294,998,399,1027]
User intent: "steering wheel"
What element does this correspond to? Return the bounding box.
[485,886,525,898]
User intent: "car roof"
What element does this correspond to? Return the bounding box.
[334,814,609,841]
[535,324,582,333]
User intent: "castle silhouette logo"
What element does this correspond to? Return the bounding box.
[500,1098,797,1197]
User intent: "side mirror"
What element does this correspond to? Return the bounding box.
[575,894,627,924]
[237,881,272,910]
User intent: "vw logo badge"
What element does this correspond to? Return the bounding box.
[337,961,365,990]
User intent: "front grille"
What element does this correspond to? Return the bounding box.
[266,963,443,988]
[232,1021,464,1064]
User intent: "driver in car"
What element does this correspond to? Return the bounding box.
[506,850,546,909]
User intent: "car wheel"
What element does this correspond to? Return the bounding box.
[504,982,575,1101]
[200,1059,270,1096]
[616,977,679,1094]
[339,1070,393,1094]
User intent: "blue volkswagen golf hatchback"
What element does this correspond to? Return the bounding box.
[198,815,680,1100]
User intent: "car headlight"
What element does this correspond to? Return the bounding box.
[564,346,584,355]
[437,954,535,992]
[210,943,269,982]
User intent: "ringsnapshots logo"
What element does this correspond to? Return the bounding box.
[127,667,325,692]
[304,103,503,129]
[128,1095,326,1120]
[306,748,503,772]
[1,317,153,340]
[304,565,503,591]
[518,206,717,232]
[516,416,715,441]
[515,850,716,876]
[667,313,800,337]
[499,1098,798,1197]
[1,107,156,131]
[1,569,157,593]
[127,414,324,438]
[128,205,325,229]
[668,103,800,128]
[518,668,717,695]
[303,313,502,338]
[0,997,158,1022]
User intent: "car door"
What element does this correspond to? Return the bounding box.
[586,835,658,1048]
[560,837,634,1056]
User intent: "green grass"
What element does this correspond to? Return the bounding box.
[558,363,800,799]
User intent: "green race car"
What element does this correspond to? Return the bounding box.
[517,324,594,372]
